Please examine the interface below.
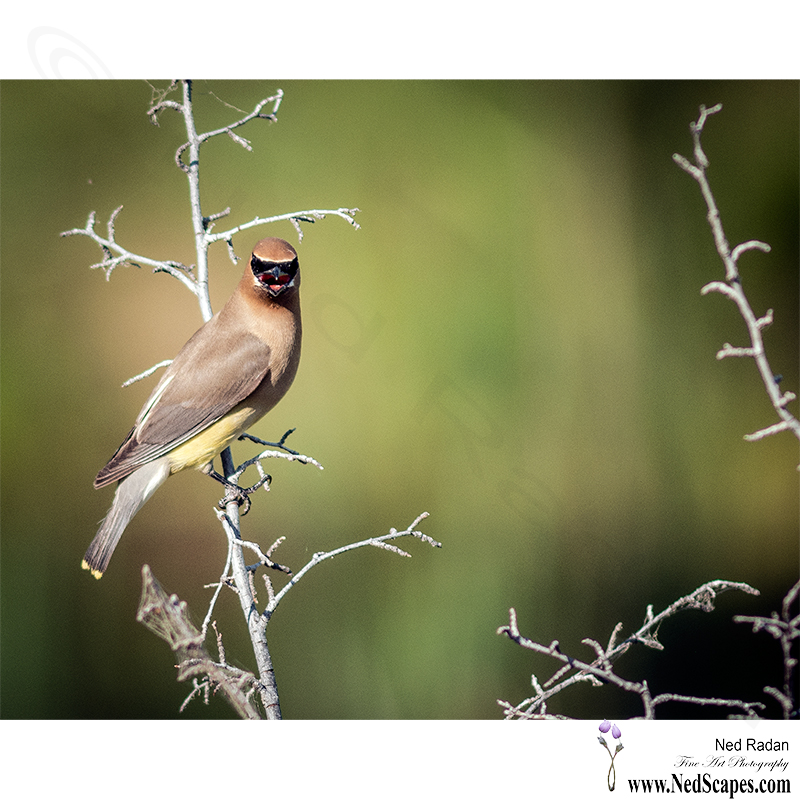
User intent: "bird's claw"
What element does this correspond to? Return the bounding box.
[218,485,252,515]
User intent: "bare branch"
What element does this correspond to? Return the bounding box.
[212,509,292,577]
[700,280,739,302]
[203,207,231,232]
[234,430,325,476]
[500,106,800,724]
[675,104,800,446]
[152,90,284,169]
[744,419,794,441]
[731,240,771,263]
[714,342,756,360]
[201,523,235,639]
[497,581,761,719]
[60,207,198,292]
[136,565,261,719]
[648,693,764,717]
[734,580,799,719]
[198,92,283,145]
[213,460,282,719]
[121,360,173,387]
[207,207,361,247]
[263,512,436,621]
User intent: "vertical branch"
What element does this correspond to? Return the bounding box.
[147,80,286,716]
[177,82,280,716]
[177,80,213,322]
[218,449,282,719]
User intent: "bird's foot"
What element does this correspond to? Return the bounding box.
[219,483,253,515]
[201,463,271,516]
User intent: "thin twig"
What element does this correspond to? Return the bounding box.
[121,360,173,387]
[263,513,437,622]
[60,207,198,292]
[207,207,361,246]
[201,521,236,639]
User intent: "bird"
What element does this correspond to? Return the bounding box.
[83,237,303,579]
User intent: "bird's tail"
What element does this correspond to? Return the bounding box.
[82,458,170,579]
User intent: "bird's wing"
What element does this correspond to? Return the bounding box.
[94,317,272,488]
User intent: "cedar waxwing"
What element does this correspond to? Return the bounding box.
[83,237,302,578]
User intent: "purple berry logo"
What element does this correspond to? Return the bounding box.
[598,719,624,791]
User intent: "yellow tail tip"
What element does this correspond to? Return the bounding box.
[81,559,104,580]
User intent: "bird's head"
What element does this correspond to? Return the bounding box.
[249,238,300,298]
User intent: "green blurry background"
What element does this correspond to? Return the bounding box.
[1,80,797,719]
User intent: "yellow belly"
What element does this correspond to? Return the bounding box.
[167,404,262,473]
